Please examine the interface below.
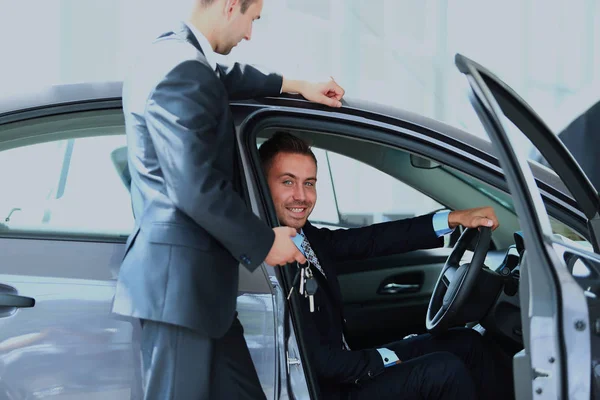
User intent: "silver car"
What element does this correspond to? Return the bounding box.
[0,55,598,399]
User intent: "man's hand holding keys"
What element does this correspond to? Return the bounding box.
[265,227,307,266]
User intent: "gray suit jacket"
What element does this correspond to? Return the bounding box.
[112,23,282,338]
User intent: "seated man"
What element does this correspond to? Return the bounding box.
[259,132,514,400]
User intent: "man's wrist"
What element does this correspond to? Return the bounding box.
[448,210,460,229]
[281,78,306,95]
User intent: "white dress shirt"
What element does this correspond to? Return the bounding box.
[184,21,217,71]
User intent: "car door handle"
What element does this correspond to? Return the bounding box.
[0,293,35,308]
[378,283,421,295]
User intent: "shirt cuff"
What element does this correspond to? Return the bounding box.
[432,210,454,237]
[376,348,400,368]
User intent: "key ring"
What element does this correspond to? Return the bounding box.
[286,260,313,300]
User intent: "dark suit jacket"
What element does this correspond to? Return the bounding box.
[299,215,443,399]
[557,100,600,191]
[112,23,282,338]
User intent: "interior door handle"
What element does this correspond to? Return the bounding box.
[378,283,420,295]
[0,293,35,308]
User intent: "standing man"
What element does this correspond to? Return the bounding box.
[112,0,345,398]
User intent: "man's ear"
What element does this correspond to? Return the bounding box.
[223,0,240,17]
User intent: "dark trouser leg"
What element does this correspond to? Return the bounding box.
[139,318,212,399]
[139,316,266,400]
[385,328,514,400]
[348,351,476,400]
[210,316,267,400]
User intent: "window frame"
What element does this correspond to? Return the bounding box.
[248,111,590,251]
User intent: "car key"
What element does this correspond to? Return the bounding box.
[303,263,313,297]
[299,265,307,295]
[305,273,318,313]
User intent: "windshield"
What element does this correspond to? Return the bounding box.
[444,166,587,244]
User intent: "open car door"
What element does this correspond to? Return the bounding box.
[456,54,600,400]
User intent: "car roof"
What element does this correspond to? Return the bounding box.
[0,81,494,149]
[0,81,569,199]
[0,81,124,116]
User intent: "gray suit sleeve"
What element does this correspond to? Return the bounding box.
[144,60,274,271]
[216,63,283,100]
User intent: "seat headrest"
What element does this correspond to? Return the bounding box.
[111,146,131,191]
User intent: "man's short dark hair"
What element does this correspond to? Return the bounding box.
[201,0,257,13]
[258,131,318,172]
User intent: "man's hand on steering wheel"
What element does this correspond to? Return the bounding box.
[448,206,500,230]
[426,206,499,335]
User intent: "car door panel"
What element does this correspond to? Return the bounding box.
[0,235,278,399]
[337,249,451,347]
[0,238,138,399]
[339,246,508,348]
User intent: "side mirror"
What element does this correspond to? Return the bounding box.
[410,154,440,169]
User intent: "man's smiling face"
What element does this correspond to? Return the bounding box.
[266,152,317,230]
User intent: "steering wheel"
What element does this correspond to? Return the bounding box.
[426,227,492,334]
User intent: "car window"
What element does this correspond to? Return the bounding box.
[309,148,443,228]
[498,115,595,248]
[0,133,133,237]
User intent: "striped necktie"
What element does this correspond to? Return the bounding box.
[300,234,351,350]
[300,235,327,278]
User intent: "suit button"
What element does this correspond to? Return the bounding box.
[367,371,373,378]
[240,255,251,265]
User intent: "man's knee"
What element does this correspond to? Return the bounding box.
[448,328,486,357]
[426,351,469,378]
[418,352,475,398]
[452,327,483,343]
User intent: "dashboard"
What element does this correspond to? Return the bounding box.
[477,231,595,345]
[475,232,526,344]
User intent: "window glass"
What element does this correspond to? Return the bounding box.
[550,216,586,243]
[0,140,66,228]
[497,113,594,247]
[305,148,340,225]
[445,166,590,246]
[0,135,133,236]
[310,149,443,228]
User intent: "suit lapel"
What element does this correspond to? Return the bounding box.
[171,24,240,190]
[173,23,225,82]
